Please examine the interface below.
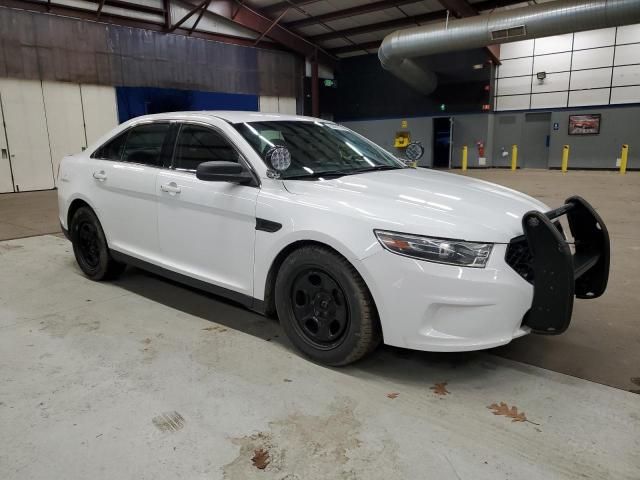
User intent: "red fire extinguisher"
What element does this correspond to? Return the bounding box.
[476,141,485,158]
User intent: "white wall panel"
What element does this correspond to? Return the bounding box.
[570,68,613,90]
[610,85,640,104]
[499,39,534,60]
[534,34,573,55]
[530,91,568,109]
[80,85,119,146]
[532,52,571,74]
[573,28,616,50]
[531,72,570,93]
[0,79,54,192]
[568,88,610,107]
[495,24,640,111]
[278,97,297,115]
[0,105,13,193]
[612,64,640,86]
[260,96,297,114]
[614,43,640,65]
[496,95,530,111]
[497,57,532,78]
[571,47,614,70]
[497,75,531,96]
[616,24,640,44]
[42,81,86,186]
[259,96,279,113]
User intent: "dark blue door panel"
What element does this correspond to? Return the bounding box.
[116,87,259,123]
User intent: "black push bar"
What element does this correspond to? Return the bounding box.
[519,196,610,334]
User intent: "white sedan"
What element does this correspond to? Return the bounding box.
[57,111,610,365]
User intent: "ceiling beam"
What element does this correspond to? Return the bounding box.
[227,1,337,67]
[169,0,208,32]
[91,0,165,16]
[262,0,319,16]
[331,41,381,56]
[96,0,105,18]
[253,6,290,45]
[311,10,445,42]
[188,0,211,34]
[285,0,421,29]
[290,0,523,30]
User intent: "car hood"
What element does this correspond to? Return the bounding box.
[282,168,550,243]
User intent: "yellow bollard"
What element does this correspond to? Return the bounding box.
[561,145,570,173]
[462,146,468,171]
[620,144,629,174]
[511,144,518,171]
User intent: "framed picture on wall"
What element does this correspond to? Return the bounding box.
[568,114,601,135]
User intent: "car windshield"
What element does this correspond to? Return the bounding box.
[234,120,405,179]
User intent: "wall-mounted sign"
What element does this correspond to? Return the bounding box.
[401,120,408,128]
[568,114,601,135]
[553,122,559,131]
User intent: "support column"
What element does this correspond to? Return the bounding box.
[311,56,319,118]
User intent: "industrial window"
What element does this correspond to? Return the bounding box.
[173,124,238,171]
[121,123,170,167]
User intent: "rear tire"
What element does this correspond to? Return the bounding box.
[274,245,381,366]
[70,206,125,281]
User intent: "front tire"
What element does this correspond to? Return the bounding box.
[70,206,125,281]
[275,245,381,366]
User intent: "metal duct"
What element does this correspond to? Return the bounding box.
[379,0,640,95]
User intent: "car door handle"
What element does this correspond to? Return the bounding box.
[160,183,181,194]
[92,171,107,181]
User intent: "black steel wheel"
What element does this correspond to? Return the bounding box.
[70,206,125,281]
[290,269,350,350]
[77,221,101,269]
[275,245,381,366]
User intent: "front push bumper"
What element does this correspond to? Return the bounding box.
[508,196,610,334]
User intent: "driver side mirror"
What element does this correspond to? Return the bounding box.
[196,161,254,185]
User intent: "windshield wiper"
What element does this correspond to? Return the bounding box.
[283,165,404,180]
[283,170,351,180]
[349,165,405,174]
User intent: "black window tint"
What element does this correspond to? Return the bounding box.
[92,131,127,160]
[174,125,238,171]
[121,123,170,167]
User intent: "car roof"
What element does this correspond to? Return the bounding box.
[126,111,322,124]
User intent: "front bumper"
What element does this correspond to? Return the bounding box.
[358,243,534,352]
[357,196,609,352]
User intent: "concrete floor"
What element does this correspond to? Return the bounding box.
[1,235,639,480]
[0,190,61,241]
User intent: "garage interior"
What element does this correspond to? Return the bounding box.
[1,0,639,479]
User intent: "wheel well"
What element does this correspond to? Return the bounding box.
[67,199,92,228]
[262,240,378,320]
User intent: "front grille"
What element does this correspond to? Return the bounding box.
[505,238,534,283]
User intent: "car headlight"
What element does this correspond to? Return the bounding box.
[374,230,493,268]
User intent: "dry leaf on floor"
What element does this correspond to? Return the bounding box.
[251,448,270,469]
[431,382,450,396]
[487,402,528,422]
[386,392,400,399]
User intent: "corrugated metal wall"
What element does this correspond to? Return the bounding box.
[0,6,303,97]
